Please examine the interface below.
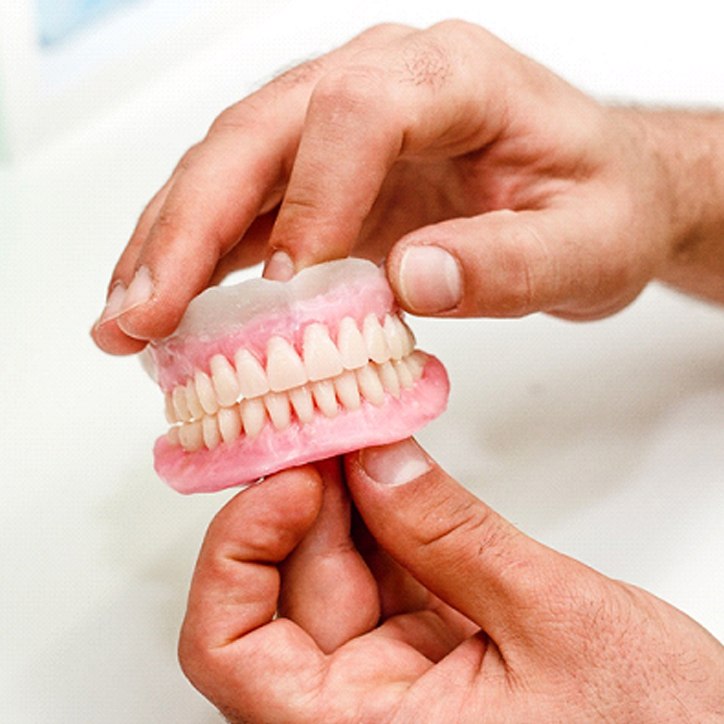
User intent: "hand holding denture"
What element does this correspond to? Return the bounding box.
[92,22,721,358]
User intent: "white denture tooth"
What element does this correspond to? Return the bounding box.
[185,381,204,420]
[377,361,400,398]
[166,426,180,446]
[363,313,390,364]
[172,385,191,421]
[303,323,344,381]
[312,379,338,418]
[195,370,219,415]
[265,392,292,430]
[234,349,270,399]
[210,354,240,407]
[202,414,221,450]
[266,336,308,392]
[407,351,427,381]
[337,316,368,369]
[217,405,242,444]
[355,364,385,407]
[395,315,416,356]
[394,359,415,390]
[165,392,178,424]
[179,420,203,452]
[240,397,266,438]
[334,370,361,410]
[383,314,404,360]
[289,385,315,424]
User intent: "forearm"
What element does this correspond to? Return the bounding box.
[639,109,724,304]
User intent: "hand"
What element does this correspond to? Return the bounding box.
[178,441,724,723]
[92,20,724,355]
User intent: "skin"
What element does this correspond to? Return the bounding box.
[90,20,724,721]
[179,446,724,722]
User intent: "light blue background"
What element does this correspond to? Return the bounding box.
[36,0,140,45]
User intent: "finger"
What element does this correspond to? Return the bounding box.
[179,466,326,706]
[96,24,414,353]
[266,21,511,271]
[369,610,482,664]
[114,133,287,342]
[352,514,477,643]
[208,208,278,285]
[180,466,323,651]
[278,458,379,653]
[91,179,173,353]
[344,438,574,659]
[386,201,652,319]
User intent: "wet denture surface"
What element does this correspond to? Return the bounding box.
[144,259,449,493]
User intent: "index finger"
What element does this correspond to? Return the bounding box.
[93,23,414,355]
[266,21,511,272]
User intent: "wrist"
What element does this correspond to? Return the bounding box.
[632,108,724,302]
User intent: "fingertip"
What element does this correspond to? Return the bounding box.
[90,317,148,355]
[388,243,464,315]
[213,465,325,545]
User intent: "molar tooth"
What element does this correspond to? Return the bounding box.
[355,364,385,407]
[179,420,203,452]
[393,359,415,390]
[266,336,307,392]
[377,361,400,398]
[289,385,314,424]
[218,406,242,444]
[363,314,390,364]
[312,380,338,418]
[407,351,427,381]
[395,315,416,356]
[202,415,221,450]
[240,398,266,438]
[195,370,219,415]
[337,316,368,369]
[210,354,240,407]
[234,349,270,399]
[265,392,292,430]
[334,370,361,410]
[172,385,191,421]
[185,381,204,420]
[383,314,404,360]
[303,323,344,381]
[165,391,178,423]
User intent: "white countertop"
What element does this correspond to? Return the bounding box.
[1,1,722,721]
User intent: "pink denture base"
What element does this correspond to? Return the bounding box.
[148,267,394,391]
[154,355,448,494]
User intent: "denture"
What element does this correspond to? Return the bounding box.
[143,258,449,494]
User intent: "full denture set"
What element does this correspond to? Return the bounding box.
[144,259,449,493]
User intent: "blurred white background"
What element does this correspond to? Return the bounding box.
[1,1,722,721]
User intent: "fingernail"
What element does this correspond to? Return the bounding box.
[97,282,127,325]
[264,250,295,281]
[398,245,462,313]
[119,266,154,315]
[360,438,432,487]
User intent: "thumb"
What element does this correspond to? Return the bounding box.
[386,207,645,320]
[344,438,570,653]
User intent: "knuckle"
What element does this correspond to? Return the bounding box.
[359,22,413,40]
[414,493,511,563]
[207,101,261,136]
[310,65,387,118]
[174,143,202,175]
